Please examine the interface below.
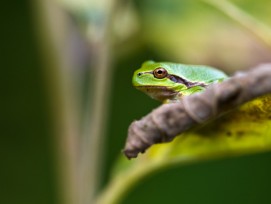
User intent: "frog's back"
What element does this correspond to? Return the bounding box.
[167,63,227,83]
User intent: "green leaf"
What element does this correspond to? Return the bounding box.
[95,95,271,204]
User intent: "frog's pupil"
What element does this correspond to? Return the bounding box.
[158,70,162,74]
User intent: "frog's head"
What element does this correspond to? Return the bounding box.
[132,61,187,102]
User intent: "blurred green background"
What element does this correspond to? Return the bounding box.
[1,1,56,204]
[2,0,271,204]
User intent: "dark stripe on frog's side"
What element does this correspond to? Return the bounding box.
[167,74,207,88]
[142,71,207,88]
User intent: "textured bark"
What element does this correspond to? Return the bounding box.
[123,64,271,159]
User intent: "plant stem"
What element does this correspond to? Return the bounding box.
[31,1,80,204]
[79,40,112,204]
[78,2,117,204]
[201,0,271,48]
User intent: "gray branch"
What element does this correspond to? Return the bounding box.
[123,64,271,159]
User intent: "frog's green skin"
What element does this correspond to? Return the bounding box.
[132,61,228,103]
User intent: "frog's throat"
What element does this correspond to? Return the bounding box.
[134,86,179,102]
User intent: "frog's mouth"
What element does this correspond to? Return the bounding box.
[134,86,179,102]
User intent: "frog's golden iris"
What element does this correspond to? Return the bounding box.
[153,67,168,79]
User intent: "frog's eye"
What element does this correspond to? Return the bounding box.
[153,67,168,79]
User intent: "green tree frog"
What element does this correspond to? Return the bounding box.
[132,61,228,103]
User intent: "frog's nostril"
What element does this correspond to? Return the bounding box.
[137,72,142,77]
